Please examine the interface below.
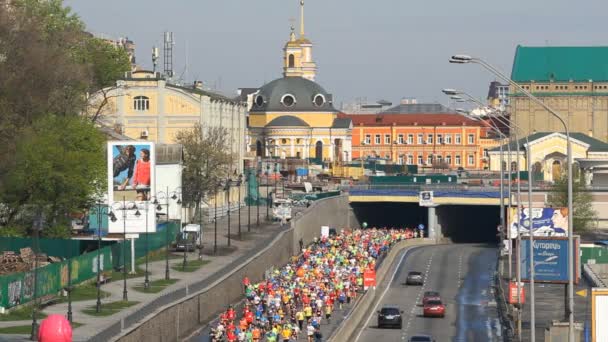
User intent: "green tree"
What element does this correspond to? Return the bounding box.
[1,115,106,230]
[547,170,597,232]
[175,125,234,212]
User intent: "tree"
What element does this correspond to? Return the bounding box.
[175,125,234,211]
[547,170,597,232]
[0,115,106,232]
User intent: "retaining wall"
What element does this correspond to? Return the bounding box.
[114,195,352,342]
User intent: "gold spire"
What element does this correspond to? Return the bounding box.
[299,0,305,37]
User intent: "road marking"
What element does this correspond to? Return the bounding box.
[354,246,419,342]
[402,250,436,337]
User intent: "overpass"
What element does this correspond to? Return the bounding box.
[346,184,608,242]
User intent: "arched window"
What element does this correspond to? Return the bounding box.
[288,54,295,68]
[134,96,150,111]
[510,161,518,172]
[315,141,323,160]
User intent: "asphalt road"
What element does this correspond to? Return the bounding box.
[354,244,502,342]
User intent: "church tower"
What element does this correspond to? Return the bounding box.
[283,0,317,81]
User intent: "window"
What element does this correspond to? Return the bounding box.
[417,155,423,165]
[483,149,488,157]
[281,139,287,144]
[437,134,443,144]
[427,134,433,144]
[417,134,423,144]
[385,134,391,145]
[468,154,475,166]
[407,155,413,164]
[455,154,461,165]
[436,155,443,164]
[375,134,381,144]
[455,134,462,144]
[364,135,371,145]
[398,155,404,164]
[407,134,414,144]
[468,134,475,144]
[398,134,404,144]
[445,134,452,144]
[288,54,295,68]
[134,96,150,111]
[313,94,325,107]
[281,94,296,107]
[427,155,433,165]
[445,154,452,165]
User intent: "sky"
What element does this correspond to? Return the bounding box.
[64,0,608,109]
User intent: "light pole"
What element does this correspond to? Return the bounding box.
[214,186,218,254]
[93,203,108,312]
[256,167,260,227]
[237,174,243,239]
[30,211,42,341]
[226,177,232,247]
[266,164,270,221]
[144,201,150,289]
[450,54,574,340]
[152,190,171,280]
[247,170,251,233]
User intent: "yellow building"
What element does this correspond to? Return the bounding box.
[247,0,352,162]
[488,132,608,182]
[89,70,247,172]
[510,46,608,141]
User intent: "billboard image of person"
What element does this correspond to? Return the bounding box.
[107,141,156,233]
[509,207,569,238]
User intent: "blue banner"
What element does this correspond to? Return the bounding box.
[520,238,569,283]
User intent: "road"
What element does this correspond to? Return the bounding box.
[354,244,502,342]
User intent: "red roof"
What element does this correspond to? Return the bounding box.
[339,113,484,127]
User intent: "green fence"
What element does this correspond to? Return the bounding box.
[370,174,458,184]
[0,220,179,310]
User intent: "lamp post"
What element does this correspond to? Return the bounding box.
[226,177,232,247]
[247,170,251,233]
[450,54,574,340]
[238,174,243,239]
[274,162,279,200]
[93,203,108,312]
[30,211,42,341]
[256,167,260,227]
[214,187,218,254]
[67,230,73,323]
[152,189,171,280]
[266,164,270,221]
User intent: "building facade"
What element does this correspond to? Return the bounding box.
[90,70,247,172]
[510,46,608,141]
[487,81,509,110]
[343,104,491,170]
[247,0,352,162]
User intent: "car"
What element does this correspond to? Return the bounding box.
[423,299,446,318]
[408,335,436,342]
[377,306,403,329]
[405,271,423,285]
[422,291,441,305]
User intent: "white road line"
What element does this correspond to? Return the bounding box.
[403,251,435,336]
[354,247,418,342]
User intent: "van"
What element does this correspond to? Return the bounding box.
[175,224,201,251]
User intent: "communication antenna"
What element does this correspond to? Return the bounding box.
[163,31,174,79]
[152,46,159,73]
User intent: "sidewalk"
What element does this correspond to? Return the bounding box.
[0,205,284,342]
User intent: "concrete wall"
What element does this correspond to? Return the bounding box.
[115,194,352,342]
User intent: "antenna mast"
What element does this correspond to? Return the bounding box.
[163,31,174,79]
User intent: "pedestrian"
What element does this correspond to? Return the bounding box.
[306,321,315,342]
[313,327,323,342]
[296,308,304,330]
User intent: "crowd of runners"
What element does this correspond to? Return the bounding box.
[209,227,422,342]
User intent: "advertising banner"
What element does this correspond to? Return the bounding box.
[508,281,525,304]
[509,207,569,238]
[419,191,434,207]
[592,288,608,342]
[363,269,376,290]
[519,236,580,284]
[107,141,156,233]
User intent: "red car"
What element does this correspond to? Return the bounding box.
[422,291,441,305]
[423,300,445,318]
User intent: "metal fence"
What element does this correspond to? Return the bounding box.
[494,253,514,341]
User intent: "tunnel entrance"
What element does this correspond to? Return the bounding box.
[350,202,428,229]
[350,202,500,243]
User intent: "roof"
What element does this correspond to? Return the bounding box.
[166,83,243,104]
[250,77,337,113]
[265,115,310,128]
[511,45,608,82]
[380,103,452,114]
[490,132,608,152]
[340,113,483,127]
[331,118,352,129]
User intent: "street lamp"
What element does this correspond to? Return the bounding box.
[266,164,271,221]
[30,211,42,340]
[450,54,575,340]
[225,177,232,247]
[152,189,173,281]
[214,183,220,254]
[256,166,261,227]
[237,174,243,239]
[247,170,251,233]
[91,203,110,312]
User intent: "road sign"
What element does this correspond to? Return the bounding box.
[576,289,588,298]
[419,191,434,207]
[418,224,425,231]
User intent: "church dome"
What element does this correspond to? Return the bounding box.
[251,77,336,113]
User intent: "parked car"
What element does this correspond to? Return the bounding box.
[408,335,436,342]
[422,291,441,305]
[405,271,423,285]
[174,224,201,252]
[377,306,403,329]
[423,300,446,318]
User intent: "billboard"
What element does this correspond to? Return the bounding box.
[592,288,608,342]
[509,207,569,238]
[107,141,156,233]
[519,237,580,284]
[419,191,434,207]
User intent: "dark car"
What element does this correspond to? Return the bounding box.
[422,291,441,305]
[405,271,423,285]
[377,306,403,329]
[408,335,435,342]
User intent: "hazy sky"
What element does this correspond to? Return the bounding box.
[65,0,608,108]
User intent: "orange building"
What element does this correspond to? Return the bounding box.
[341,104,492,170]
